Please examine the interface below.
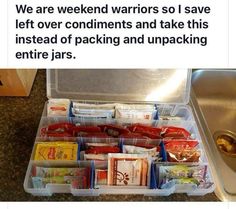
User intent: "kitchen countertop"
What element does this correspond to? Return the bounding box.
[0,69,220,201]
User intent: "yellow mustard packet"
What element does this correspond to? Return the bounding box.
[34,142,78,161]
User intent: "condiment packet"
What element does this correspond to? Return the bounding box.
[95,169,108,186]
[84,154,108,161]
[85,142,118,148]
[34,142,78,161]
[32,176,89,189]
[98,124,130,137]
[157,164,209,189]
[73,102,116,109]
[47,99,70,117]
[31,167,91,189]
[115,104,156,120]
[167,148,201,162]
[108,153,149,186]
[72,102,116,118]
[164,140,200,162]
[80,133,110,139]
[85,146,120,154]
[115,109,156,120]
[32,167,89,178]
[123,145,158,158]
[115,104,155,110]
[72,108,115,118]
[159,116,183,121]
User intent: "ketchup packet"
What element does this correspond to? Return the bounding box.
[95,169,108,186]
[98,125,130,137]
[161,126,191,139]
[47,99,70,117]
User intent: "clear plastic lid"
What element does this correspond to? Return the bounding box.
[47,69,191,104]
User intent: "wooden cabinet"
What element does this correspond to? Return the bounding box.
[0,69,37,96]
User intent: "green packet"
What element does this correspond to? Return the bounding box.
[32,176,88,189]
[31,166,91,189]
[157,164,213,189]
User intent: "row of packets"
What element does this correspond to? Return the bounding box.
[40,122,194,140]
[31,154,150,189]
[47,99,181,121]
[150,164,214,190]
[31,160,213,190]
[34,139,202,163]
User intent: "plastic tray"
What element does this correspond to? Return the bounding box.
[24,69,215,196]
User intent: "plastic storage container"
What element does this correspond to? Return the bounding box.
[24,69,215,196]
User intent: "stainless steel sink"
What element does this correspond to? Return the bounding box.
[191,69,236,201]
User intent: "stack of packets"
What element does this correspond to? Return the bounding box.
[71,102,157,120]
[107,154,150,187]
[93,145,159,188]
[47,99,158,120]
[93,140,202,188]
[31,166,91,189]
[40,122,194,140]
[156,164,213,189]
[94,154,151,188]
[81,141,121,161]
[34,142,78,161]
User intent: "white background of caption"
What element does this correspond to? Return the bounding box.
[0,0,235,68]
